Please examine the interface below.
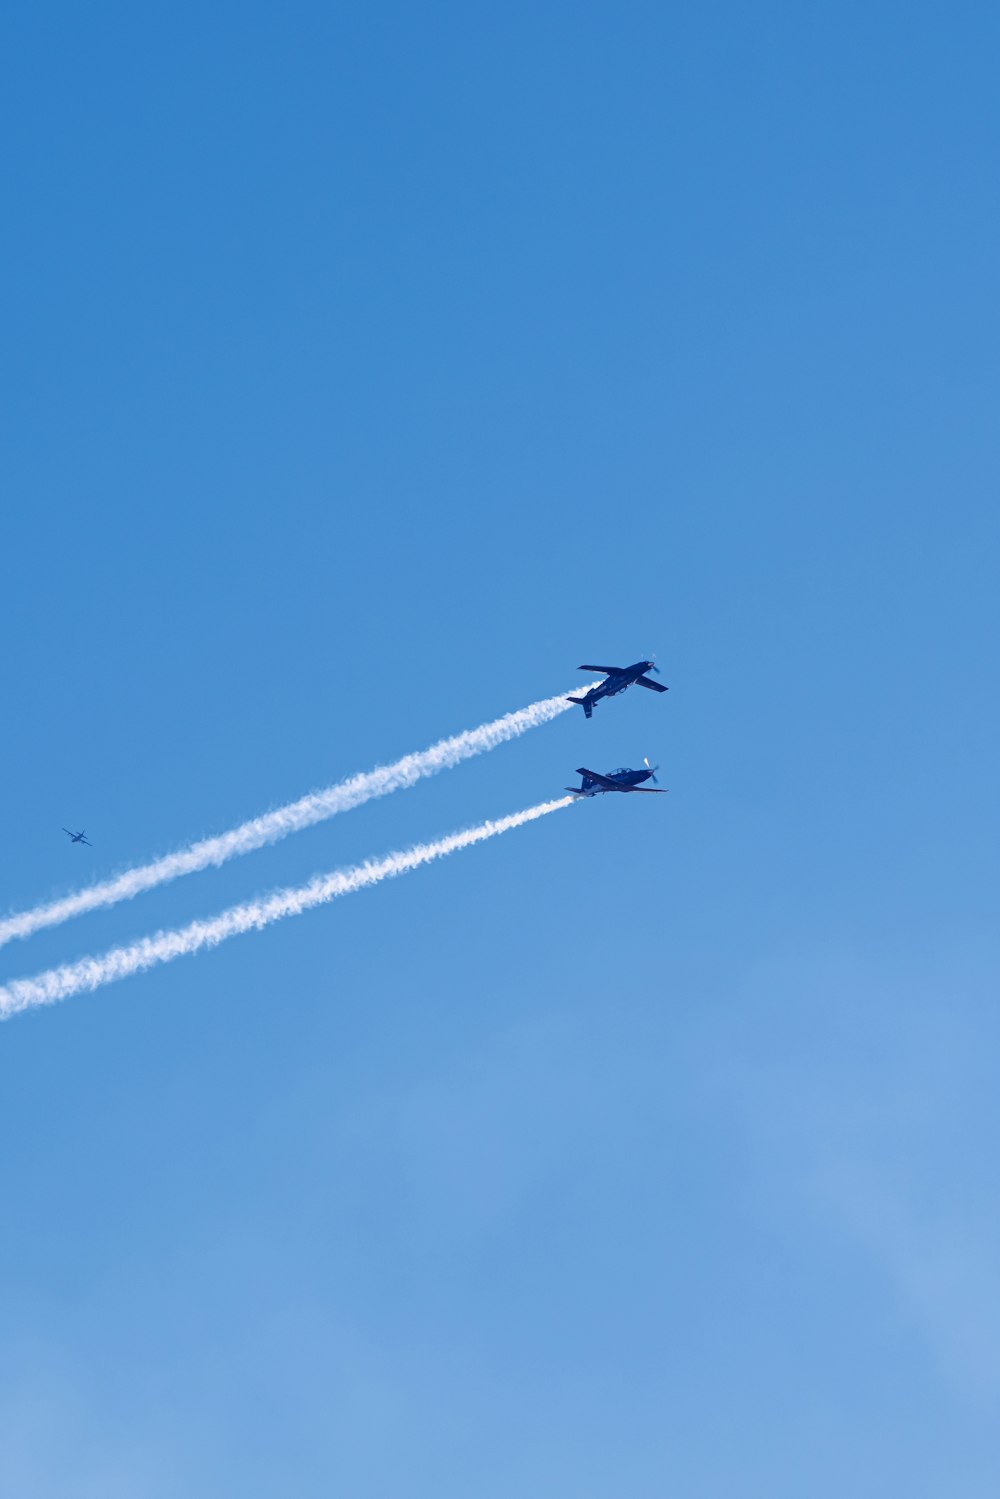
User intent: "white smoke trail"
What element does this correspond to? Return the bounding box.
[0,798,575,1019]
[0,691,575,950]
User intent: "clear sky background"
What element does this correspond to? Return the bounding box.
[1,2,998,1493]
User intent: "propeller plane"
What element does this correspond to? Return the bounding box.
[566,759,666,797]
[63,828,92,846]
[566,659,667,718]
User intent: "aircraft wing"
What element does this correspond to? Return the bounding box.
[623,786,668,793]
[574,767,627,791]
[634,674,668,692]
[577,664,621,675]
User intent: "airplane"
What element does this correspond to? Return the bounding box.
[62,827,92,846]
[567,659,668,718]
[566,758,667,797]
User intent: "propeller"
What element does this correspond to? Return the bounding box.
[643,756,660,784]
[645,654,661,675]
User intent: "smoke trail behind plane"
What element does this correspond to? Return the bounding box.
[0,691,574,950]
[0,798,574,1018]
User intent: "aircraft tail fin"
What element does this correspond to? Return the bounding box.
[566,696,593,718]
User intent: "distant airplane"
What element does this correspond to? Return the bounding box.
[566,659,668,718]
[62,828,92,846]
[566,759,667,797]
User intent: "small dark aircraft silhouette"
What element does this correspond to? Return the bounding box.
[566,759,667,797]
[63,828,92,846]
[567,659,667,718]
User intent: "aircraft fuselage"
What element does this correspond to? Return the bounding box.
[567,765,662,796]
[588,662,651,704]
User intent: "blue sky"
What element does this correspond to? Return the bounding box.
[1,1,998,1492]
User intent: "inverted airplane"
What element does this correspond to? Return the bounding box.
[63,828,92,846]
[566,759,667,797]
[567,659,667,718]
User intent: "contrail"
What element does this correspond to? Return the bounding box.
[0,690,574,949]
[0,798,575,1019]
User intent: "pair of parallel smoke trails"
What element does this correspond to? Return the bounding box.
[0,691,581,1020]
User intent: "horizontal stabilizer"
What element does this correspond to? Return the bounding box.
[567,695,593,717]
